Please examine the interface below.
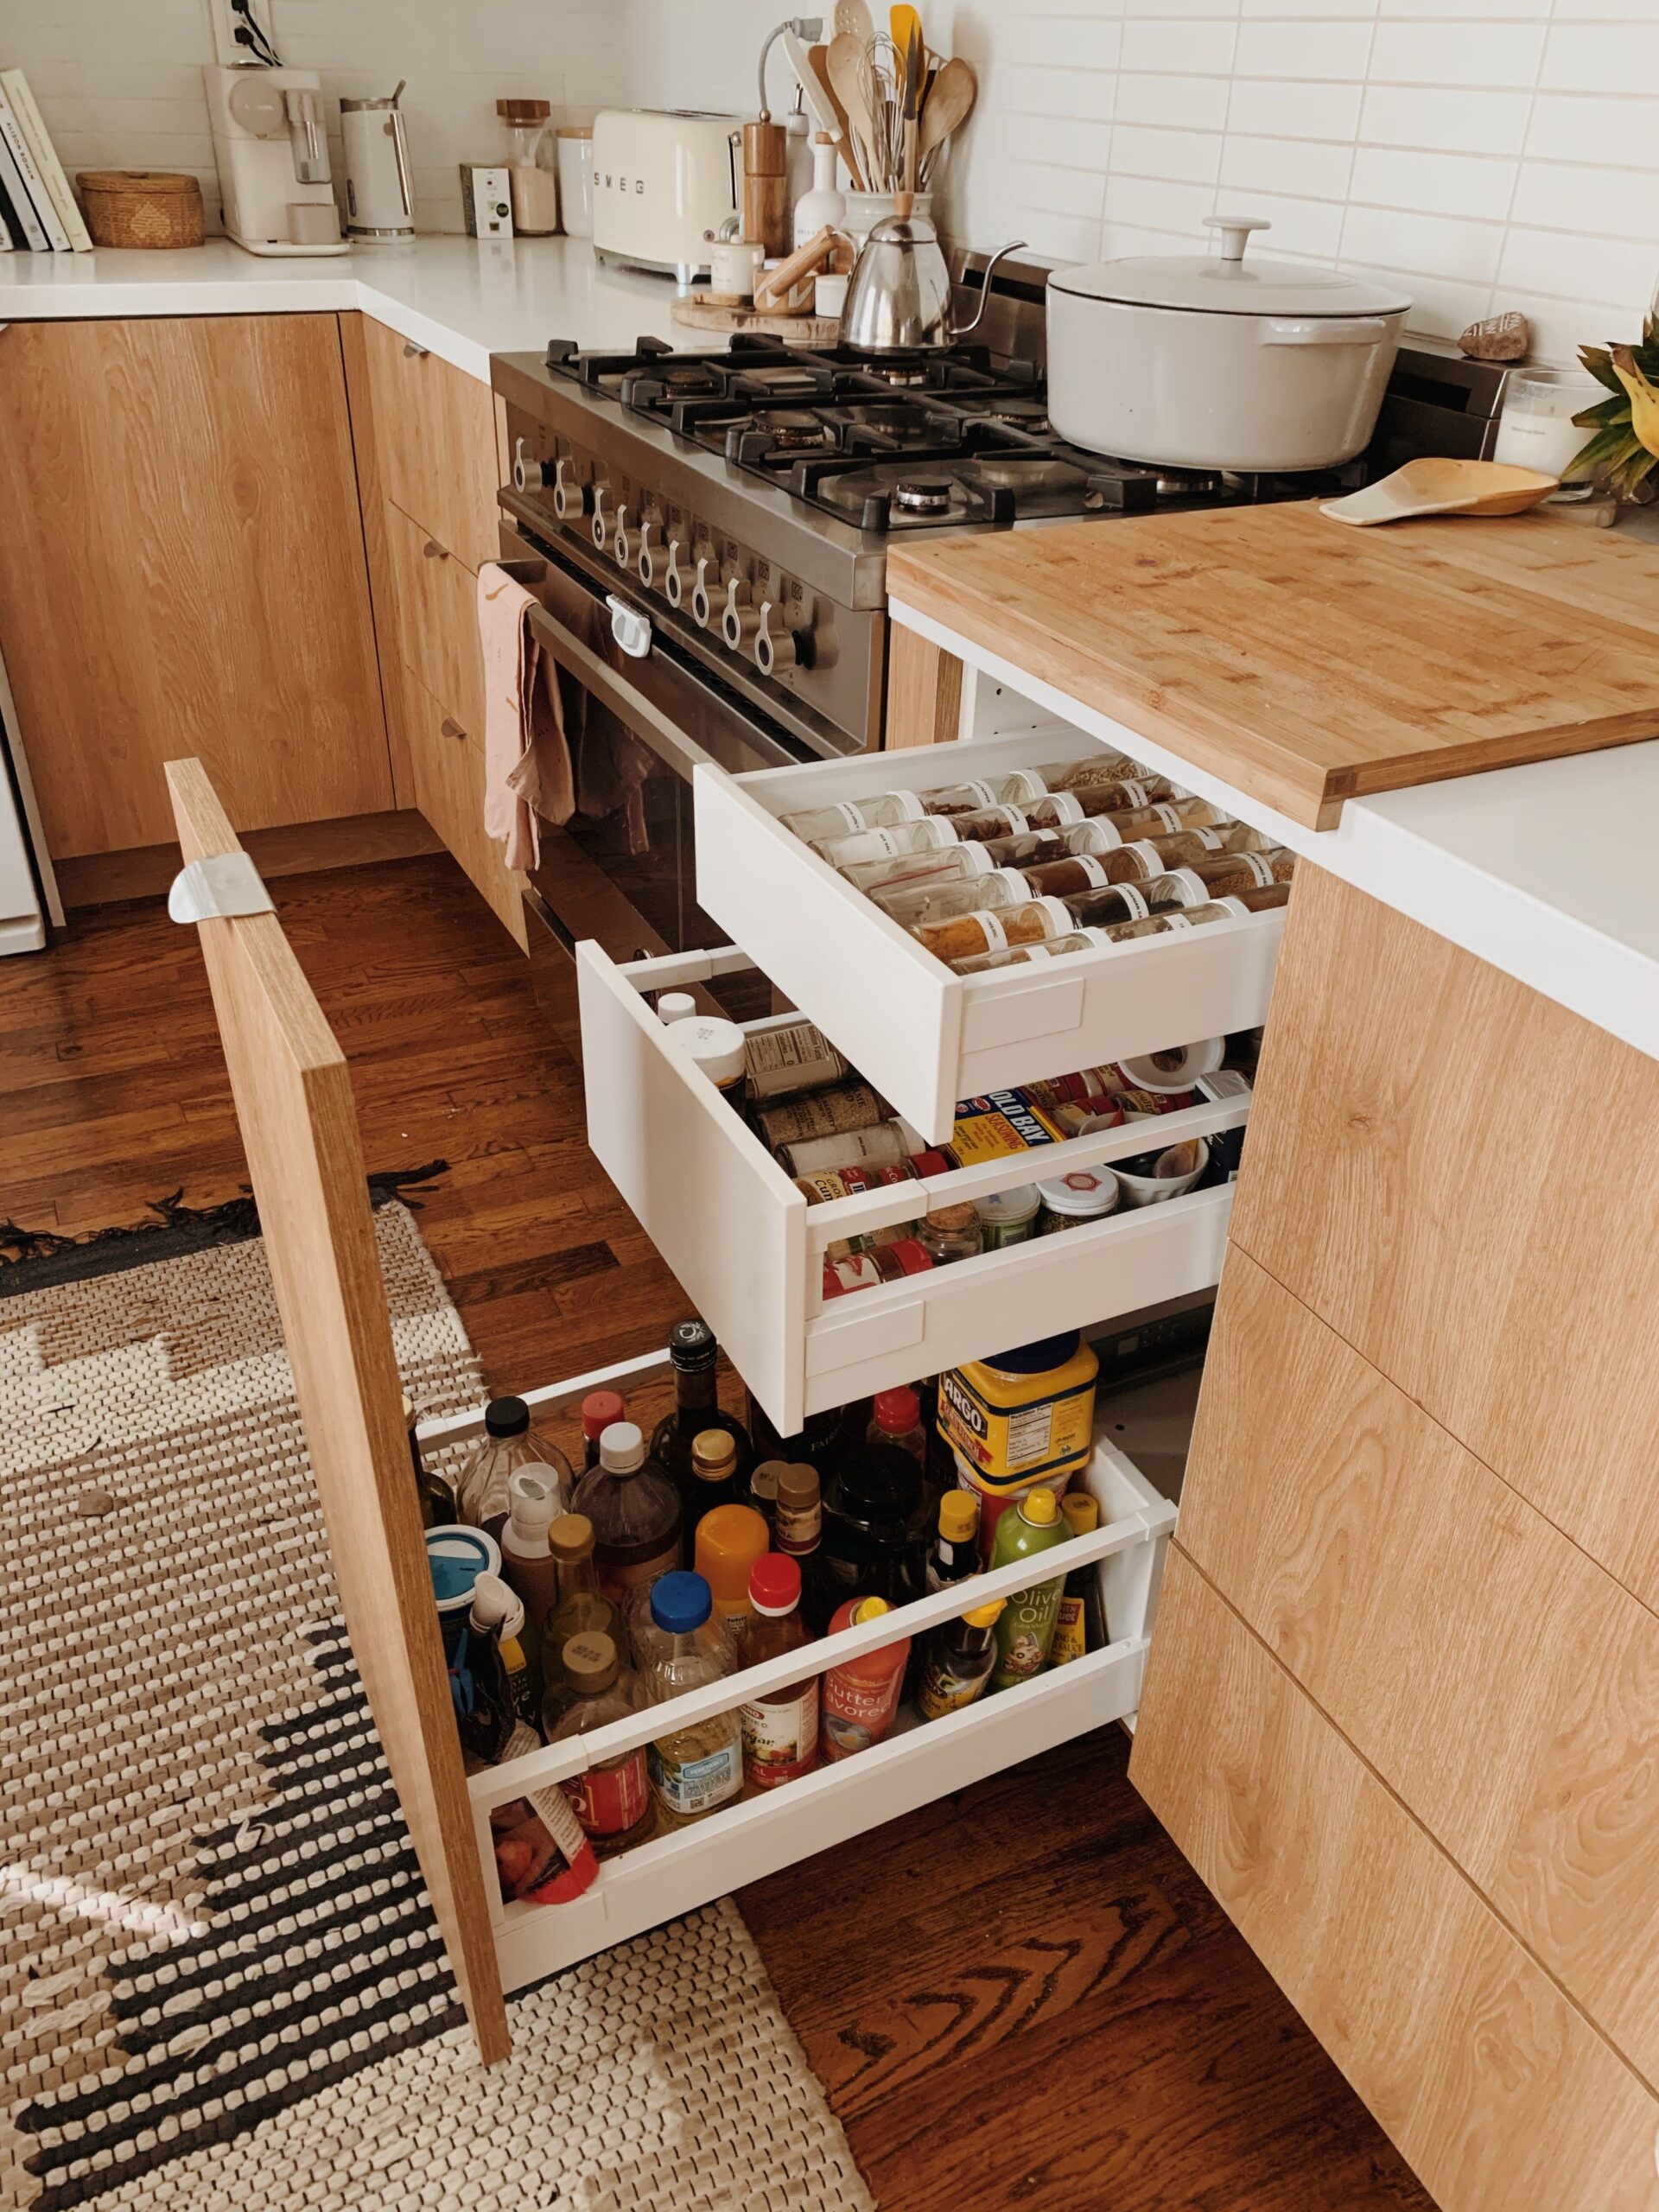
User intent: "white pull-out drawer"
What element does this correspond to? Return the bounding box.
[693,726,1286,1143]
[579,939,1249,1434]
[418,1349,1175,1997]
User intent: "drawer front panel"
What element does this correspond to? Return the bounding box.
[402,665,526,948]
[1182,1248,1659,2082]
[1132,1551,1659,2212]
[1231,863,1659,1611]
[362,313,500,571]
[696,727,1286,1145]
[385,501,487,747]
[577,939,1251,1433]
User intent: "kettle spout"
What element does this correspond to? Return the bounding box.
[950,239,1028,340]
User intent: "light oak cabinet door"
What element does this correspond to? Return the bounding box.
[0,315,392,859]
[1230,864,1659,1612]
[1133,1552,1659,2212]
[359,314,500,572]
[399,664,527,950]
[1178,1249,1659,2085]
[384,501,488,745]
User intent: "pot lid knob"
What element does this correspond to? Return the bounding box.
[1202,213,1272,264]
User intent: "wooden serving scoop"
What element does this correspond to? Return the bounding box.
[1320,457,1561,527]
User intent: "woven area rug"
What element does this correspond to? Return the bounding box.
[0,1205,874,2212]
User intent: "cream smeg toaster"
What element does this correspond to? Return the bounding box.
[591,109,741,281]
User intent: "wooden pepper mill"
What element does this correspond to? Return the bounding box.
[742,119,790,259]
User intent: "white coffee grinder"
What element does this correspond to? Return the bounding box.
[204,65,349,257]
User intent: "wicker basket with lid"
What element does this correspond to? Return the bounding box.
[77,170,206,249]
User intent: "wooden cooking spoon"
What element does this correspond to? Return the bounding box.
[918,54,976,175]
[833,0,874,41]
[827,30,877,182]
[807,41,865,188]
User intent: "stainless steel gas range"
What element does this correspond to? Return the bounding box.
[489,255,1494,1029]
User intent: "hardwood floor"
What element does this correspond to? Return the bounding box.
[0,851,1431,2212]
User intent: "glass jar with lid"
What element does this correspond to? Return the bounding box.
[1035,1166,1121,1234]
[496,99,557,235]
[916,1201,985,1266]
[782,790,926,842]
[838,840,994,899]
[811,815,960,868]
[910,894,1075,969]
[874,867,1033,930]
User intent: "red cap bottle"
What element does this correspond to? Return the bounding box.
[580,1389,626,1471]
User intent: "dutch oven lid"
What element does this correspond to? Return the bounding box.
[1051,215,1412,319]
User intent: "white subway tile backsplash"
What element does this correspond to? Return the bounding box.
[1349,143,1518,221]
[16,0,1654,364]
[1358,82,1533,155]
[1369,19,1548,88]
[1233,19,1376,83]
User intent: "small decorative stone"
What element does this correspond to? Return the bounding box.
[1459,309,1529,360]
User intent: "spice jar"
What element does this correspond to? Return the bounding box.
[973,825,1075,872]
[794,1158,920,1203]
[1017,851,1116,899]
[667,1014,747,1094]
[821,1237,934,1298]
[1113,795,1230,836]
[916,1202,985,1265]
[839,840,993,899]
[874,867,1032,929]
[755,1080,893,1153]
[949,926,1114,974]
[1145,849,1295,910]
[914,777,1000,816]
[1101,912,1195,943]
[1035,1167,1121,1233]
[782,1120,917,1179]
[782,791,925,842]
[940,804,1029,843]
[974,1185,1040,1248]
[745,1016,849,1104]
[1033,753,1145,791]
[1182,890,1287,926]
[910,894,1074,968]
[811,815,960,868]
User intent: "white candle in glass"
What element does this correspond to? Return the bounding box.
[1493,368,1601,480]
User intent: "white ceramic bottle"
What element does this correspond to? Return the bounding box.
[792,131,848,248]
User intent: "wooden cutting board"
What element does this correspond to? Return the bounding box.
[886,504,1659,830]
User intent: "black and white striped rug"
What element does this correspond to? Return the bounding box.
[1,1205,872,2212]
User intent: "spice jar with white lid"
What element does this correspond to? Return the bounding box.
[1146,851,1294,911]
[974,825,1077,873]
[1181,893,1282,927]
[910,894,1076,969]
[949,926,1114,974]
[782,790,926,842]
[1033,753,1145,791]
[974,1185,1041,1249]
[939,804,1030,844]
[1035,1167,1121,1234]
[667,1014,747,1094]
[914,778,1001,816]
[874,867,1033,929]
[811,814,961,868]
[1112,795,1230,836]
[656,990,697,1023]
[839,840,992,899]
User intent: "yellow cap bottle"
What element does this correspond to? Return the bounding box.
[1061,1491,1100,1539]
[693,1502,769,1621]
[1020,1487,1058,1525]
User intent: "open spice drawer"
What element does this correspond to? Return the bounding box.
[577,940,1250,1434]
[691,726,1287,1143]
[417,1353,1177,1998]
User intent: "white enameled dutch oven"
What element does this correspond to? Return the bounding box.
[1046,215,1413,473]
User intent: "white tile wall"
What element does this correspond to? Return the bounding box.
[5,0,1656,362]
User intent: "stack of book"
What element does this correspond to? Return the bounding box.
[0,68,92,251]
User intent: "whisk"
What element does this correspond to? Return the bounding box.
[851,29,932,197]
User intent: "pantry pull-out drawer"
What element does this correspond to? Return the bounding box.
[577,938,1250,1433]
[693,726,1286,1143]
[1132,1552,1659,2212]
[422,1388,1177,1996]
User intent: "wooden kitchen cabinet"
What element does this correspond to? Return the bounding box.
[397,662,527,950]
[384,501,489,747]
[0,315,392,859]
[356,312,501,573]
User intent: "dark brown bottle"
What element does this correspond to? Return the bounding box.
[650,1319,752,1512]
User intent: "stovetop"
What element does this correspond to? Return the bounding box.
[538,332,1359,536]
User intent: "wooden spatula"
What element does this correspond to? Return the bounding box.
[1321,457,1560,526]
[826,31,876,185]
[806,41,865,188]
[833,0,874,41]
[918,54,975,179]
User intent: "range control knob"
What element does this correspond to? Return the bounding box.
[690,555,718,629]
[590,486,613,550]
[721,577,760,653]
[663,537,689,607]
[753,601,803,676]
[512,436,548,493]
[638,521,666,591]
[551,456,585,522]
[612,502,633,570]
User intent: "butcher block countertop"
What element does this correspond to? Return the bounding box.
[885,503,1659,831]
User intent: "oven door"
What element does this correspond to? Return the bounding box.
[499,518,813,1041]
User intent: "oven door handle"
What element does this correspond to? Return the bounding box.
[524,598,713,782]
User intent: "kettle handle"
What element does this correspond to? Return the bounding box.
[950,239,1028,341]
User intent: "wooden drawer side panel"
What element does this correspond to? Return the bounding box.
[1180,1248,1659,2085]
[1230,862,1659,1614]
[1131,1551,1659,2212]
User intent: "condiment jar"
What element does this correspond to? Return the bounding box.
[456,1397,571,1545]
[1144,849,1295,910]
[821,1597,911,1759]
[683,1429,745,1566]
[973,1184,1040,1248]
[745,1017,849,1104]
[810,814,959,868]
[1028,779,1173,827]
[736,1554,818,1789]
[874,867,1033,929]
[838,840,994,899]
[666,1014,748,1094]
[819,1443,929,1611]
[916,1201,985,1266]
[1035,1167,1121,1234]
[545,1631,653,1850]
[693,1500,771,1622]
[781,1119,917,1179]
[755,1080,892,1152]
[782,791,925,842]
[909,894,1074,969]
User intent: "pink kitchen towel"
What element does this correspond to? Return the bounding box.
[478,562,575,871]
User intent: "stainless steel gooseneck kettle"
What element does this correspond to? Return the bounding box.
[839,216,1027,353]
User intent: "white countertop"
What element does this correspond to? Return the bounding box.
[893,594,1659,1065]
[0,234,691,382]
